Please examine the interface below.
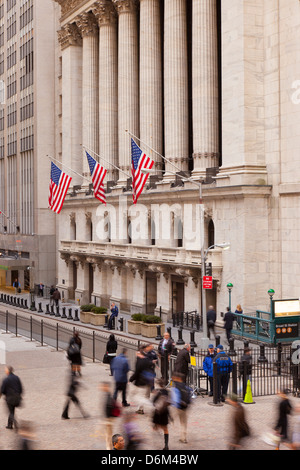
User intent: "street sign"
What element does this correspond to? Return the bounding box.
[203,276,213,289]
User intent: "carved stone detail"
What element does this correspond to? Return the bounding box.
[57,23,82,50]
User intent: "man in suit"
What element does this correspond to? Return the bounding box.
[0,366,23,429]
[158,332,175,384]
[174,344,191,383]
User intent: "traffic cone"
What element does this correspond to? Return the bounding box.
[243,379,255,404]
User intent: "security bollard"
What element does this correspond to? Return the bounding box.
[50,305,55,316]
[45,304,50,315]
[176,326,185,345]
[190,330,197,348]
[104,315,109,328]
[258,344,268,363]
[228,338,236,356]
[67,308,73,320]
[61,307,67,319]
[73,309,79,321]
[38,303,43,313]
[215,335,220,348]
[24,299,28,309]
[118,317,124,332]
[55,306,61,317]
[155,324,163,341]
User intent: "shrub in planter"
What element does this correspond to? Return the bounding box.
[141,315,165,338]
[128,313,145,334]
[80,304,95,323]
[91,307,107,314]
[89,306,108,326]
[142,315,161,324]
[80,304,96,312]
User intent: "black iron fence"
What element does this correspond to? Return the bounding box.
[172,310,202,330]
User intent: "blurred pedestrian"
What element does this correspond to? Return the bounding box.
[122,411,144,450]
[235,304,243,329]
[61,371,89,420]
[0,366,23,430]
[290,404,300,450]
[100,382,120,450]
[67,330,82,376]
[111,348,130,407]
[238,347,252,398]
[226,394,250,450]
[174,344,191,383]
[171,373,192,444]
[53,288,61,307]
[213,345,233,403]
[223,307,235,344]
[203,344,216,396]
[13,279,21,295]
[207,305,216,340]
[108,303,119,330]
[144,344,158,395]
[274,389,293,445]
[129,345,155,414]
[158,332,174,385]
[49,285,55,306]
[38,283,44,297]
[106,334,118,376]
[112,434,125,450]
[17,421,36,450]
[152,379,171,450]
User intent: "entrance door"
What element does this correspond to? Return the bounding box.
[172,280,184,314]
[89,264,94,303]
[146,272,157,314]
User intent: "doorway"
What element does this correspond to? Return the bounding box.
[146,272,157,315]
[172,277,184,314]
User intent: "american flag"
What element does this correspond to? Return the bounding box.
[48,162,72,214]
[86,151,107,205]
[131,139,154,204]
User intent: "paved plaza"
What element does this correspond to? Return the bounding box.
[0,326,297,452]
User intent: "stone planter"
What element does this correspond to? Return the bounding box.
[80,311,92,324]
[141,322,165,338]
[90,313,106,326]
[128,320,143,335]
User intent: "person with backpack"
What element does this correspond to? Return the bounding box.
[171,372,192,444]
[213,345,233,403]
[152,379,171,450]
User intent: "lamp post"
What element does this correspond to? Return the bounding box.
[268,289,275,319]
[227,283,233,312]
[141,167,230,348]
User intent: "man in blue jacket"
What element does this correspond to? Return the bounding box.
[111,348,130,407]
[213,345,233,403]
[203,344,216,397]
[108,303,119,330]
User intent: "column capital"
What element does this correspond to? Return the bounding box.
[57,23,82,50]
[113,0,138,15]
[92,0,117,26]
[75,11,98,37]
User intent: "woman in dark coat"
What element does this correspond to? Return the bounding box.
[68,331,82,376]
[106,334,118,375]
[152,379,171,450]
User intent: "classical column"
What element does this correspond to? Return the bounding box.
[192,0,219,178]
[75,12,99,179]
[93,1,118,182]
[139,0,163,171]
[164,0,189,179]
[113,0,139,185]
[57,24,82,185]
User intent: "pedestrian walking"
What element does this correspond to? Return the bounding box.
[213,345,233,403]
[203,344,216,396]
[274,389,293,446]
[235,304,243,329]
[111,348,130,407]
[0,366,23,430]
[207,305,216,340]
[108,303,119,330]
[129,345,155,414]
[226,394,251,450]
[100,382,121,450]
[61,371,89,420]
[238,347,252,398]
[122,411,144,450]
[106,334,118,376]
[158,332,174,385]
[38,283,44,297]
[174,344,191,383]
[49,285,55,306]
[17,421,36,450]
[13,279,21,295]
[67,330,83,376]
[144,344,158,395]
[223,307,235,344]
[171,372,192,444]
[52,288,61,307]
[152,379,171,450]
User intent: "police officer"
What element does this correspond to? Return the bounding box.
[213,345,233,403]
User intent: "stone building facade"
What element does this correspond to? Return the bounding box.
[0,0,58,289]
[54,0,300,321]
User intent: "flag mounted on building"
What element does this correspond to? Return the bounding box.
[86,151,107,205]
[48,162,72,214]
[131,139,154,204]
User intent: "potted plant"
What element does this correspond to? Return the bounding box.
[141,315,165,338]
[128,313,145,335]
[90,306,108,326]
[79,304,95,324]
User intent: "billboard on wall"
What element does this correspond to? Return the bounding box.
[274,299,300,318]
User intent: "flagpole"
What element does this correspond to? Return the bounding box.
[82,145,131,180]
[125,129,184,175]
[47,155,91,184]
